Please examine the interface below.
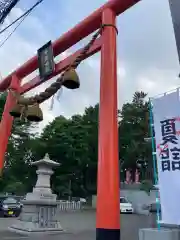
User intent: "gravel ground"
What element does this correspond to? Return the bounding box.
[0,211,155,240]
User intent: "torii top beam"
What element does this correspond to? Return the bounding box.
[0,0,140,91]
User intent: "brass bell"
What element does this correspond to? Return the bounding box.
[62,68,80,89]
[26,104,43,122]
[9,104,24,118]
[9,95,27,118]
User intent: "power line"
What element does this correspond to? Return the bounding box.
[0,0,44,49]
[0,0,43,35]
[0,12,30,48]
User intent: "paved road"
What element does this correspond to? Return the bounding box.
[0,211,155,240]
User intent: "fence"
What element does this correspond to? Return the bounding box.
[57,200,82,211]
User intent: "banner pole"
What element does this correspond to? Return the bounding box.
[149,99,161,230]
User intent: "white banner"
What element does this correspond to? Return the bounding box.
[152,89,180,225]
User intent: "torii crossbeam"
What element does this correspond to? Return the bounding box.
[0,0,140,239]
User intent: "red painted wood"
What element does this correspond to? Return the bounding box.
[96,8,120,229]
[20,38,101,94]
[0,0,140,91]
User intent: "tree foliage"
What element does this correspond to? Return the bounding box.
[0,91,152,197]
[119,91,152,181]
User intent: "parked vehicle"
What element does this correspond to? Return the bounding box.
[0,197,22,217]
[120,197,134,214]
[142,200,161,213]
[148,201,161,213]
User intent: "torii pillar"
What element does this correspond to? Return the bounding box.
[0,1,141,240]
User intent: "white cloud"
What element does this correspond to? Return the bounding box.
[0,0,179,133]
[118,65,126,79]
[136,68,180,98]
[137,76,156,93]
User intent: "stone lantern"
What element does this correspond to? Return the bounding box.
[10,153,63,235]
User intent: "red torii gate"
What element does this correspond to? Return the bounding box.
[0,0,140,239]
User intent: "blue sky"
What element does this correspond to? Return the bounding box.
[0,0,179,129]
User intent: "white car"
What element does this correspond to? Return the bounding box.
[120,197,134,214]
[79,198,86,203]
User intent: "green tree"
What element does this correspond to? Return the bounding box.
[119,91,152,181]
[0,92,36,193]
[0,90,154,196]
[4,181,26,195]
[0,92,7,117]
[32,104,99,198]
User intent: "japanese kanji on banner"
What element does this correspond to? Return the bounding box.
[152,89,180,225]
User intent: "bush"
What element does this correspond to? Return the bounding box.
[140,180,153,195]
[4,181,26,195]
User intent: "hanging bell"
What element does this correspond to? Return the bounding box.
[26,104,43,122]
[62,68,80,89]
[9,95,27,118]
[9,104,24,118]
